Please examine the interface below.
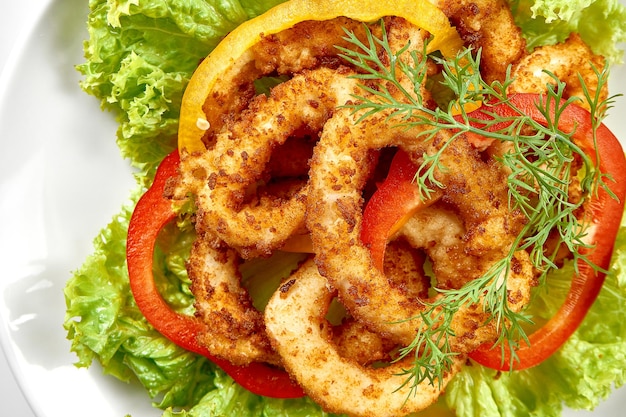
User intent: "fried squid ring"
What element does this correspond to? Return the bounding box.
[187,222,431,368]
[186,233,280,365]
[196,17,373,148]
[397,138,530,289]
[306,106,535,351]
[175,18,435,371]
[177,67,361,257]
[265,258,463,417]
[510,34,608,110]
[439,0,526,82]
[333,239,431,366]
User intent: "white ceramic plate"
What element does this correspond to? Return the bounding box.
[1,0,626,416]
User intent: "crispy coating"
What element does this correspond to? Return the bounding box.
[439,0,526,82]
[306,105,535,350]
[384,239,431,299]
[332,319,396,366]
[176,19,436,381]
[265,259,463,417]
[250,17,370,75]
[510,34,608,109]
[172,3,606,413]
[187,234,280,365]
[178,67,360,258]
[200,18,372,147]
[398,138,527,290]
[333,240,431,366]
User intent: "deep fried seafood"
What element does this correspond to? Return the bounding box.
[439,0,526,82]
[175,17,434,258]
[397,138,528,290]
[265,259,463,417]
[331,319,396,366]
[398,205,517,291]
[333,239,431,366]
[175,17,440,377]
[510,34,608,109]
[306,106,535,351]
[171,0,597,410]
[196,17,371,148]
[383,239,431,299]
[249,17,370,75]
[177,67,360,257]
[187,234,280,365]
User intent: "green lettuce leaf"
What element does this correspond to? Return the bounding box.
[507,0,626,63]
[77,0,286,176]
[63,193,219,409]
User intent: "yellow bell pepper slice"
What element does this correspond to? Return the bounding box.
[178,0,463,153]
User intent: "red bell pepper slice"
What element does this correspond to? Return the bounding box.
[126,150,305,398]
[361,122,491,271]
[360,93,626,371]
[469,94,626,370]
[361,149,438,271]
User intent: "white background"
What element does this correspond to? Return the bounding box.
[1,2,46,416]
[0,1,625,417]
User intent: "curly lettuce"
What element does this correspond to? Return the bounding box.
[63,193,218,409]
[77,0,285,177]
[508,0,626,62]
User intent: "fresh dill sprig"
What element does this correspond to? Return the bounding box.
[337,22,615,393]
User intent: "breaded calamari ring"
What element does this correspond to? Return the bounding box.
[187,218,430,368]
[178,67,361,258]
[439,0,526,82]
[186,224,423,368]
[510,33,608,110]
[265,258,463,417]
[197,17,372,148]
[175,17,432,258]
[333,239,431,366]
[187,234,280,365]
[176,18,436,368]
[306,106,535,351]
[398,138,529,290]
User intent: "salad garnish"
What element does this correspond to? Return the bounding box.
[64,0,626,416]
[342,25,624,391]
